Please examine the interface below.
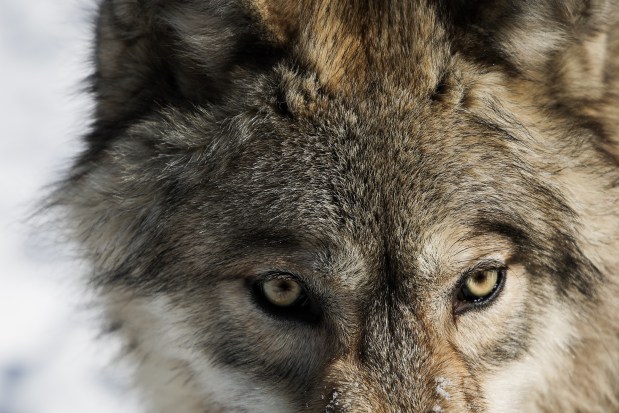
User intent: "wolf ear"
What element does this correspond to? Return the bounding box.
[451,0,611,99]
[92,0,282,127]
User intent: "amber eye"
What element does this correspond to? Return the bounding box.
[251,274,321,323]
[465,269,500,298]
[456,268,506,313]
[262,278,302,307]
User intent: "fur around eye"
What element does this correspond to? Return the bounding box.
[454,268,506,314]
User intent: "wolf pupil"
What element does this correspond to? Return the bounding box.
[473,273,488,284]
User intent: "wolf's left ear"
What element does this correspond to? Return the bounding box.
[92,0,285,128]
[450,0,612,100]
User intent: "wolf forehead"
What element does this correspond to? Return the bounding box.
[135,85,567,291]
[89,0,592,286]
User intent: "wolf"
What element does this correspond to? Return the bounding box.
[55,0,619,411]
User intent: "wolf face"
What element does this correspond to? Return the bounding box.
[58,0,619,412]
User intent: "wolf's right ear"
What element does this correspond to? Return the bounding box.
[448,0,611,94]
[92,0,285,127]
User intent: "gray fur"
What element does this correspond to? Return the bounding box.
[55,0,619,411]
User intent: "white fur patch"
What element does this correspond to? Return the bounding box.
[483,304,574,413]
[107,295,294,413]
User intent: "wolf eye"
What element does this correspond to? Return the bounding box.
[262,278,302,307]
[251,274,320,323]
[455,268,506,314]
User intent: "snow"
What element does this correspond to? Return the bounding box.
[435,377,451,400]
[325,390,340,412]
[0,1,140,411]
[433,376,452,412]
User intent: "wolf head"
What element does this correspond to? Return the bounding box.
[59,0,619,411]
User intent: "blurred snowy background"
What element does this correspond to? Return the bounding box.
[0,1,141,411]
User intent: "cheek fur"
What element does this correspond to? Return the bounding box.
[104,293,297,413]
[482,304,576,413]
